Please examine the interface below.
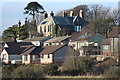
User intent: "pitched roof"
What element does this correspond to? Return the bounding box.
[40,45,66,55]
[44,36,70,43]
[22,36,51,42]
[22,46,43,55]
[4,47,26,54]
[88,33,106,45]
[101,39,111,45]
[22,45,66,55]
[3,42,34,54]
[5,42,33,48]
[52,16,87,27]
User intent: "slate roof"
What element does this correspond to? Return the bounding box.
[44,36,70,43]
[101,39,111,45]
[4,42,34,54]
[52,16,87,28]
[5,42,33,48]
[4,47,26,54]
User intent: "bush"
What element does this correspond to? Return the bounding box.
[43,64,60,76]
[2,64,20,78]
[104,66,120,78]
[10,64,45,79]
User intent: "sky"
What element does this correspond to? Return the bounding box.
[0,0,120,36]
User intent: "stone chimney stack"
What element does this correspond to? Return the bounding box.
[50,11,54,17]
[44,12,48,19]
[70,11,74,17]
[62,10,67,17]
[79,10,83,18]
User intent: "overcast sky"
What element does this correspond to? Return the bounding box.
[0,0,120,36]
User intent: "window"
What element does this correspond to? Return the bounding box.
[44,26,46,32]
[2,54,7,60]
[49,25,52,32]
[104,45,109,50]
[25,55,28,61]
[32,55,35,60]
[48,54,50,58]
[40,27,42,32]
[48,26,50,32]
[41,55,44,58]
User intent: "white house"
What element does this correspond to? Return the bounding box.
[1,42,33,64]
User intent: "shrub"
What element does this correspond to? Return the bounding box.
[43,64,60,76]
[11,64,45,79]
[104,66,120,78]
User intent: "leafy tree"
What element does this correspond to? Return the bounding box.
[24,2,45,22]
[2,26,18,42]
[19,25,29,40]
[2,26,29,42]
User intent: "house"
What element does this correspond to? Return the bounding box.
[21,36,52,46]
[21,46,43,64]
[69,33,106,51]
[37,10,87,37]
[0,42,33,64]
[43,36,70,46]
[108,26,120,56]
[101,39,111,56]
[21,45,79,65]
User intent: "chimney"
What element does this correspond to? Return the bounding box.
[62,10,67,17]
[70,11,74,17]
[79,10,83,18]
[44,12,48,19]
[25,18,27,24]
[18,20,21,27]
[50,11,54,17]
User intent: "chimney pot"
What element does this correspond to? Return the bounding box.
[70,11,74,17]
[62,10,67,17]
[50,11,54,17]
[44,12,48,19]
[79,10,83,18]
